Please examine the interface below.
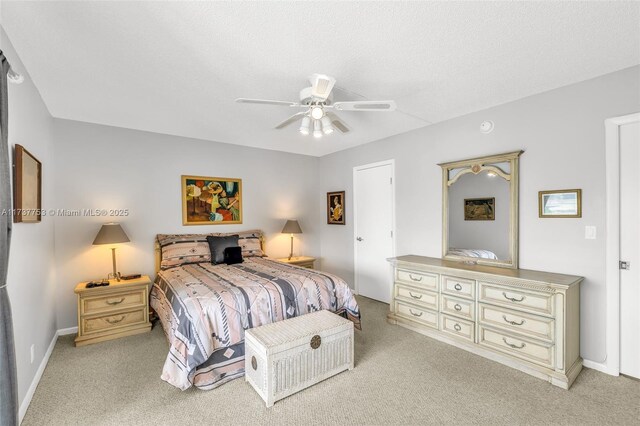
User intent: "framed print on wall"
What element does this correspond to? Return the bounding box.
[539,189,582,218]
[327,191,345,225]
[13,144,42,223]
[182,175,242,225]
[464,197,495,221]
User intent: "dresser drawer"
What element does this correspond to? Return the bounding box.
[81,288,146,315]
[81,308,147,335]
[442,275,475,300]
[440,314,474,342]
[440,294,474,321]
[479,304,555,342]
[395,284,438,311]
[395,301,438,330]
[479,325,555,368]
[396,269,438,291]
[479,282,554,317]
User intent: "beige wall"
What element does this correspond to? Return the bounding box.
[51,119,320,329]
[317,66,640,363]
[1,28,57,412]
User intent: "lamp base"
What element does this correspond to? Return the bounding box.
[288,234,294,260]
[111,248,121,281]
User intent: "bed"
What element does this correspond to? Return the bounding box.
[448,248,498,260]
[150,231,361,391]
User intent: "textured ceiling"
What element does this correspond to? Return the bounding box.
[1,1,639,156]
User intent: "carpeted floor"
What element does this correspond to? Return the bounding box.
[23,296,639,425]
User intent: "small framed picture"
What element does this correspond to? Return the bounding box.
[13,144,42,223]
[539,189,582,218]
[327,191,345,225]
[464,197,495,221]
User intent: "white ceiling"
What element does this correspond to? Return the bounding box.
[1,1,638,157]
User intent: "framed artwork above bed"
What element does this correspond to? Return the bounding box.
[181,175,242,225]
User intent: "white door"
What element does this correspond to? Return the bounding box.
[620,120,640,378]
[354,161,395,303]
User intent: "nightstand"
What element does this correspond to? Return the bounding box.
[277,256,316,269]
[74,275,152,347]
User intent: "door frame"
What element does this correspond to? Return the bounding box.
[604,112,640,376]
[352,159,397,298]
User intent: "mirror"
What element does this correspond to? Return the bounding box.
[440,151,523,269]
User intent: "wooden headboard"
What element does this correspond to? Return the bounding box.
[154,233,266,274]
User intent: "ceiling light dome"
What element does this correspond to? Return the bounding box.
[321,116,334,134]
[310,106,324,120]
[313,119,322,138]
[299,116,311,135]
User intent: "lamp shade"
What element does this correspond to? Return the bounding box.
[92,223,130,245]
[281,220,302,234]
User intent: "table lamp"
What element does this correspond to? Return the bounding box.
[93,223,130,281]
[281,220,302,260]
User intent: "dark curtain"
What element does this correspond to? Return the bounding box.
[0,50,18,426]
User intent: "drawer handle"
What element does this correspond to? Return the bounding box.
[408,274,423,282]
[106,315,126,324]
[454,283,463,291]
[453,323,462,332]
[502,292,525,303]
[408,292,423,300]
[502,315,526,326]
[502,337,526,349]
[454,304,462,311]
[106,297,125,305]
[409,309,423,317]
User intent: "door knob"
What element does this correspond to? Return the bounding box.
[356,237,364,242]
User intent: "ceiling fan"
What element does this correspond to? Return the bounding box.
[236,74,397,138]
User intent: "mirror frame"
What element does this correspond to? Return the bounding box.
[439,150,523,269]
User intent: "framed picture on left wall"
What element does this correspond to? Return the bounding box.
[13,144,42,223]
[182,175,242,225]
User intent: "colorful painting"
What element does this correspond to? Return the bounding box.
[327,191,345,225]
[464,197,495,221]
[182,175,242,225]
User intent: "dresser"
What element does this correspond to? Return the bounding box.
[387,256,583,389]
[74,276,152,347]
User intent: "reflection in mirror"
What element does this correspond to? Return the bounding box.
[448,170,510,261]
[440,151,523,269]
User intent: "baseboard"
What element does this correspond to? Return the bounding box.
[57,326,78,336]
[19,330,57,423]
[19,326,78,423]
[583,358,619,376]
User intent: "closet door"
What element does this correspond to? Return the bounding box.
[353,161,395,303]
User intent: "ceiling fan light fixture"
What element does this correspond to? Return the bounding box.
[310,106,324,120]
[321,116,334,134]
[299,116,311,135]
[313,119,323,138]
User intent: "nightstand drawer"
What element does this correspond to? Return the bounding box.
[81,288,146,315]
[81,308,147,335]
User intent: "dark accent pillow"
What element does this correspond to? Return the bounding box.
[223,246,243,265]
[206,235,239,265]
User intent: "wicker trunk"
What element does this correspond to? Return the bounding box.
[244,310,354,407]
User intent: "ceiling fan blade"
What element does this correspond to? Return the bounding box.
[308,74,336,100]
[275,112,307,129]
[332,100,397,112]
[326,112,350,133]
[236,98,298,107]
